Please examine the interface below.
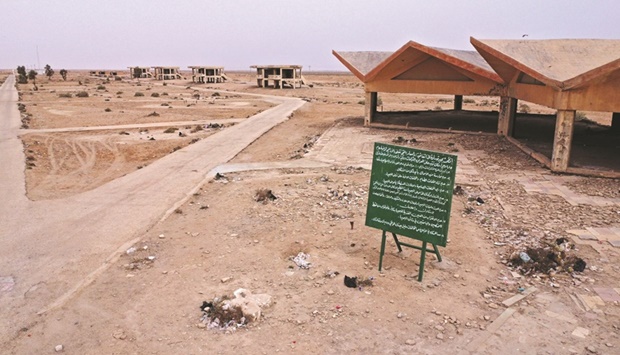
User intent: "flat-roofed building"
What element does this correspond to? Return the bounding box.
[152,66,182,80]
[188,66,227,83]
[250,65,308,89]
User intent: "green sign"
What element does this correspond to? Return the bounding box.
[365,143,457,247]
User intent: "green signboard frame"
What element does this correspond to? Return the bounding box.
[365,143,457,281]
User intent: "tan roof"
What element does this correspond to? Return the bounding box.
[332,51,393,80]
[366,41,501,83]
[471,38,620,89]
[333,41,501,83]
[188,66,224,69]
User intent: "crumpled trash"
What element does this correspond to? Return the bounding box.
[292,252,311,269]
[519,252,531,263]
[344,275,358,288]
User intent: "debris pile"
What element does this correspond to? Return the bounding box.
[343,275,374,289]
[292,252,311,269]
[199,288,272,330]
[255,188,277,203]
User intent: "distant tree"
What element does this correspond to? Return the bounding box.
[44,64,54,80]
[28,70,38,90]
[16,66,28,84]
[59,69,68,81]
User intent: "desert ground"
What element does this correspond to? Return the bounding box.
[1,70,619,354]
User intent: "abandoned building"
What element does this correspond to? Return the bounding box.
[152,66,183,80]
[250,65,309,89]
[334,39,620,177]
[188,66,228,83]
[128,66,152,78]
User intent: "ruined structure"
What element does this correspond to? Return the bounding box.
[188,66,228,83]
[152,66,182,80]
[250,65,308,89]
[129,66,152,78]
[334,39,620,177]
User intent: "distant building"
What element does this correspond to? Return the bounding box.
[128,66,152,78]
[250,65,308,89]
[152,66,182,80]
[188,66,228,83]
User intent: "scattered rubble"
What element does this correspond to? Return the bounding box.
[199,288,272,330]
[255,188,277,203]
[292,252,311,269]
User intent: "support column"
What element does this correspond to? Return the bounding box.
[612,112,620,133]
[364,92,378,126]
[454,95,463,111]
[551,110,576,172]
[497,96,517,136]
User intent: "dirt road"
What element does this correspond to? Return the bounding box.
[0,76,305,344]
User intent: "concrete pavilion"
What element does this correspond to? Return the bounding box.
[471,38,620,175]
[334,39,620,177]
[333,41,507,127]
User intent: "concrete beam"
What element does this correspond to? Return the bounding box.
[551,110,576,172]
[454,95,463,110]
[497,97,517,136]
[365,92,378,126]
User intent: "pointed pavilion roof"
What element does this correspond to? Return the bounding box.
[470,38,620,90]
[331,51,393,80]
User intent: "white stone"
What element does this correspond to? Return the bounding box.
[55,345,64,352]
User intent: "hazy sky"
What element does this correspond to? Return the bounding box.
[2,0,618,71]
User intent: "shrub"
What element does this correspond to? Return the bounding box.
[114,76,122,81]
[163,127,178,133]
[76,91,89,98]
[518,103,530,114]
[357,100,365,105]
[437,98,452,103]
[134,92,144,97]
[163,82,167,86]
[104,108,111,112]
[116,91,123,95]
[162,92,169,96]
[97,85,106,90]
[211,92,220,97]
[58,92,72,98]
[463,98,475,104]
[151,92,160,97]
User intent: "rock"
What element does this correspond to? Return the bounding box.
[158,234,165,239]
[405,339,416,346]
[112,330,127,340]
[197,323,206,329]
[326,290,335,295]
[397,312,404,319]
[436,333,444,340]
[435,325,445,331]
[54,345,64,352]
[488,303,499,309]
[221,277,232,283]
[484,315,491,321]
[586,345,597,353]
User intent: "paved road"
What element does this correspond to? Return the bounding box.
[0,75,305,344]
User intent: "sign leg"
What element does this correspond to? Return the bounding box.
[378,230,387,272]
[432,243,442,262]
[391,232,403,252]
[418,241,428,282]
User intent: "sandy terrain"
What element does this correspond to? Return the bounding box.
[2,71,620,354]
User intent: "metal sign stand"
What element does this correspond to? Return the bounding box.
[378,230,442,282]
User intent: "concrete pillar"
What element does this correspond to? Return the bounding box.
[612,112,620,133]
[454,95,463,110]
[364,92,378,126]
[551,110,576,172]
[497,96,517,136]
